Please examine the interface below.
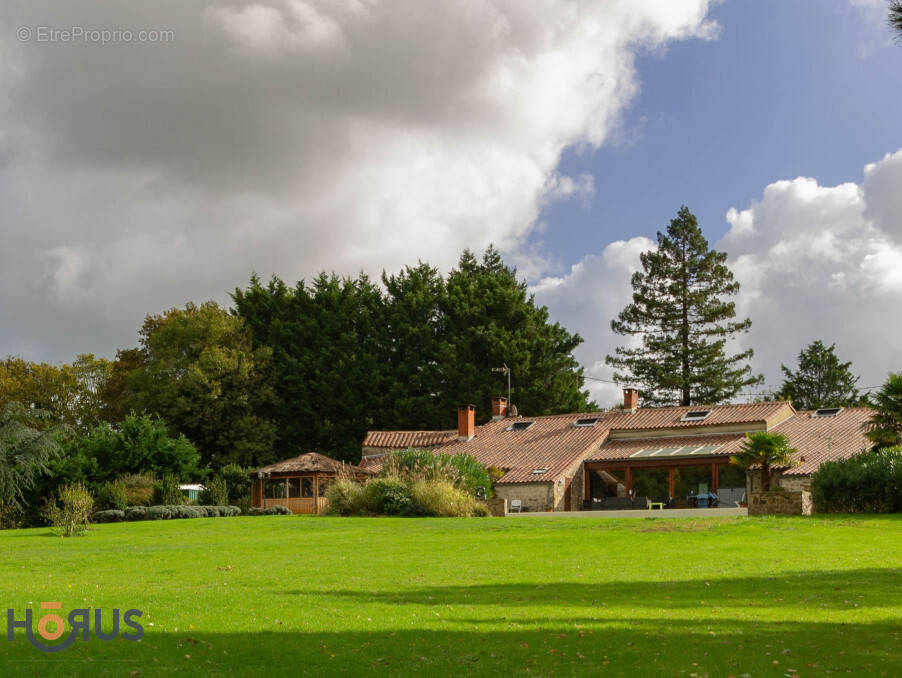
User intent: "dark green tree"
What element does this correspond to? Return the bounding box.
[436,247,593,421]
[124,302,278,468]
[606,206,762,406]
[865,373,902,449]
[0,402,65,509]
[777,340,864,410]
[891,1,902,42]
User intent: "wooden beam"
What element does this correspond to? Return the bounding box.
[668,467,675,499]
[583,464,591,505]
[625,467,633,495]
[712,464,719,493]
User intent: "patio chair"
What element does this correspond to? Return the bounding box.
[510,499,522,513]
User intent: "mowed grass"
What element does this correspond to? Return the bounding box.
[2,515,902,677]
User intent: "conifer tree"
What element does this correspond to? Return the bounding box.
[606,206,762,406]
[777,340,863,411]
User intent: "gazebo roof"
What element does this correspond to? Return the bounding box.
[252,452,372,476]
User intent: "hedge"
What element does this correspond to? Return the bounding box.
[90,504,244,523]
[810,447,902,513]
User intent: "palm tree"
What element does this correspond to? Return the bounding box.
[0,402,64,508]
[731,432,796,492]
[891,1,902,42]
[865,373,902,449]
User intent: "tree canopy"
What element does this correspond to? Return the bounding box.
[731,431,795,492]
[777,340,864,411]
[0,402,65,509]
[233,246,594,462]
[606,206,762,406]
[865,373,902,449]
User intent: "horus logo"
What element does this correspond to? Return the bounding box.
[6,602,144,653]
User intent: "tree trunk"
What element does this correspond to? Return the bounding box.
[761,461,770,492]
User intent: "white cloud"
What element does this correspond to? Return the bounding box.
[537,148,902,406]
[0,0,714,360]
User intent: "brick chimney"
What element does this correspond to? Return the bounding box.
[491,397,508,420]
[623,388,639,411]
[457,404,476,441]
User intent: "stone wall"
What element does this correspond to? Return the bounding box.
[748,490,804,515]
[747,470,811,493]
[568,462,586,511]
[480,497,508,516]
[495,482,555,512]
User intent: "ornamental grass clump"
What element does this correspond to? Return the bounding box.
[408,479,477,517]
[325,477,367,516]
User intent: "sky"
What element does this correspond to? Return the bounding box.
[1,0,901,409]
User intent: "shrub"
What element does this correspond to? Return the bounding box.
[97,480,129,511]
[325,478,366,516]
[811,447,902,513]
[471,503,491,517]
[125,506,147,521]
[151,473,184,506]
[44,482,94,537]
[381,449,492,498]
[247,505,292,516]
[408,479,476,517]
[146,505,173,520]
[362,476,411,516]
[120,473,155,506]
[235,496,252,515]
[91,509,125,523]
[199,476,229,506]
[0,503,23,530]
[219,463,252,504]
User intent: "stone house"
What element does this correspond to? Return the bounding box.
[361,391,874,512]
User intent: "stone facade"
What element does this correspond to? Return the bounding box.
[747,490,804,515]
[480,497,508,516]
[494,482,555,512]
[747,470,810,493]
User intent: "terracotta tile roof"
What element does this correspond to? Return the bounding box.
[587,433,747,462]
[362,429,457,449]
[771,407,873,475]
[437,413,612,484]
[605,401,793,431]
[252,452,372,476]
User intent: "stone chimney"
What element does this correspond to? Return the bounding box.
[623,388,639,411]
[457,404,476,441]
[491,397,509,420]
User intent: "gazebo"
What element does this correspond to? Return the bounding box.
[250,452,373,515]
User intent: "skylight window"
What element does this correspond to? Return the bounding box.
[507,421,535,432]
[812,407,842,418]
[574,417,600,427]
[681,410,711,422]
[531,468,548,475]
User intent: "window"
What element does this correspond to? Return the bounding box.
[318,478,332,496]
[531,468,548,475]
[302,477,314,498]
[681,410,711,422]
[507,421,535,432]
[574,417,600,427]
[288,477,314,498]
[812,407,842,418]
[264,479,286,499]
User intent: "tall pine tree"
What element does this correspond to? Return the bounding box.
[606,206,762,406]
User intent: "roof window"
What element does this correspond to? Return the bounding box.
[681,410,711,422]
[574,417,600,427]
[507,421,535,432]
[812,407,843,418]
[531,468,548,475]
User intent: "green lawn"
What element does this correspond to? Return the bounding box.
[2,515,902,677]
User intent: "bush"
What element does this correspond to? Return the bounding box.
[325,478,366,516]
[146,505,173,520]
[44,482,94,537]
[235,496,252,515]
[219,463,252,504]
[408,479,476,517]
[471,503,491,517]
[247,505,292,516]
[0,503,23,530]
[91,509,125,523]
[381,449,492,498]
[125,506,147,521]
[362,476,411,516]
[811,447,902,513]
[151,473,184,506]
[199,476,229,506]
[120,473,155,506]
[97,480,129,511]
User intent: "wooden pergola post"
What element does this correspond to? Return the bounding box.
[668,467,675,499]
